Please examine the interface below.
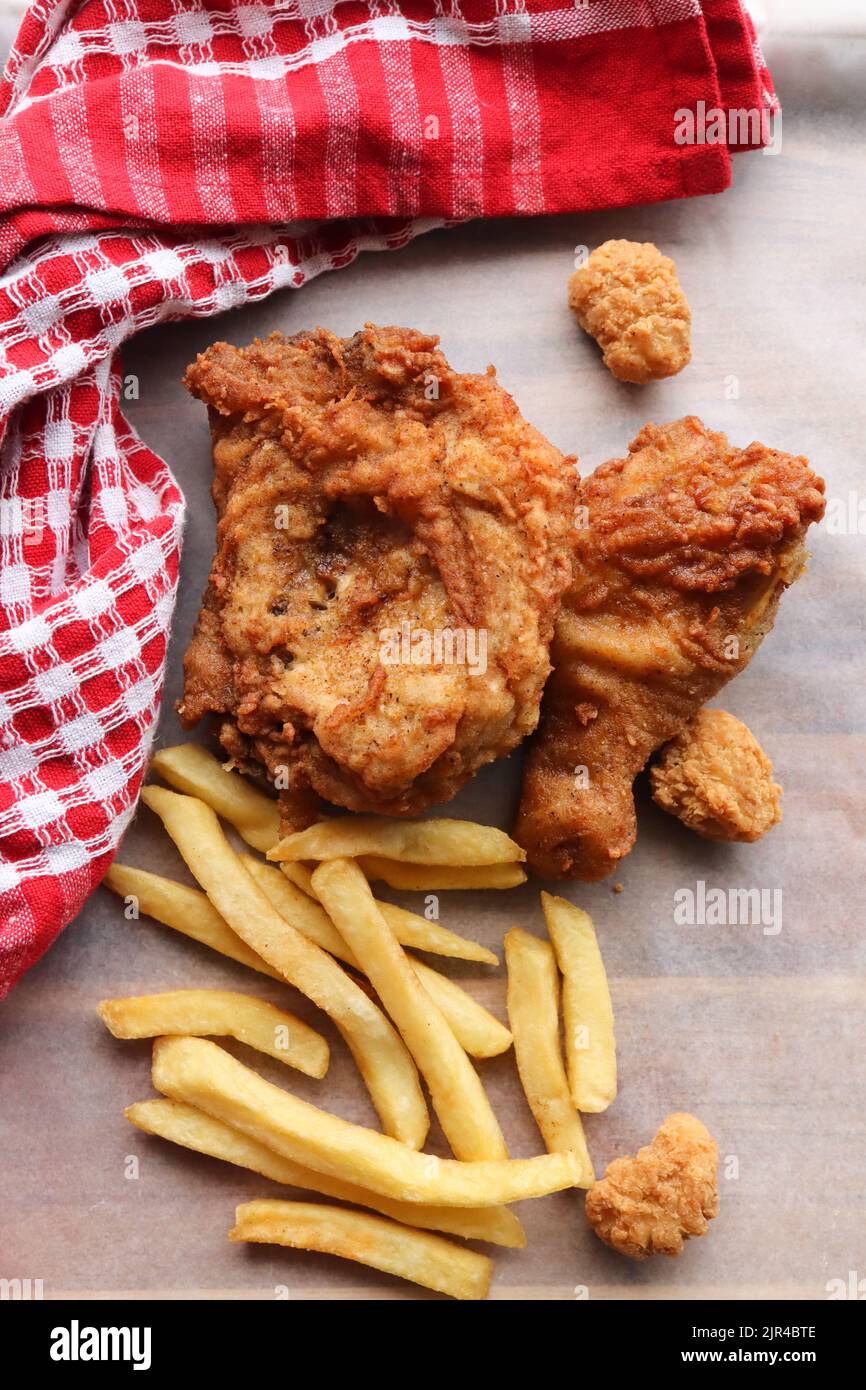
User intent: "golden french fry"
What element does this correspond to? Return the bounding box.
[541,892,617,1113]
[504,929,593,1183]
[245,857,512,1060]
[108,858,510,1061]
[240,856,345,956]
[231,1200,492,1301]
[359,857,527,892]
[269,815,525,867]
[280,862,317,896]
[244,857,495,965]
[126,1100,525,1249]
[152,1036,583,1206]
[282,857,497,964]
[312,859,507,1161]
[104,863,283,981]
[410,965,512,1060]
[378,903,497,965]
[141,786,428,1149]
[99,990,328,1079]
[151,743,280,852]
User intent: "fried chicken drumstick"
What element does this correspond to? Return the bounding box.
[180,325,577,829]
[514,417,825,881]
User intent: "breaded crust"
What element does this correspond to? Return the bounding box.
[568,240,691,384]
[180,324,577,825]
[514,416,825,880]
[586,1113,719,1260]
[651,707,782,842]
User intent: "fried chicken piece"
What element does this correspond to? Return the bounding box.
[568,240,691,384]
[180,325,577,826]
[514,417,825,880]
[651,707,782,842]
[585,1113,719,1260]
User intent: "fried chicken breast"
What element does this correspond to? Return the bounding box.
[180,325,577,826]
[585,1113,719,1260]
[514,417,825,880]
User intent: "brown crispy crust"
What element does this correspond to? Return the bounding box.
[568,240,691,384]
[578,421,825,590]
[585,1113,719,1260]
[180,324,577,824]
[514,416,825,880]
[650,707,782,843]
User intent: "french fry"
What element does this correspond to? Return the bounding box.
[108,858,511,1061]
[98,990,328,1079]
[245,857,512,1060]
[151,743,280,852]
[231,1200,492,1301]
[240,856,345,957]
[152,1036,584,1206]
[141,787,428,1149]
[504,929,593,1183]
[247,857,496,965]
[290,859,497,965]
[541,892,617,1113]
[359,857,527,892]
[355,899,499,966]
[312,859,507,1161]
[286,854,524,899]
[280,862,317,896]
[126,1100,525,1249]
[269,815,525,866]
[410,966,512,1060]
[104,863,283,981]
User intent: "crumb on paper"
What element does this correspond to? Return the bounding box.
[585,1112,719,1260]
[568,240,691,384]
[650,707,782,843]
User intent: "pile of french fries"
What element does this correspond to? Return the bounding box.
[100,743,617,1301]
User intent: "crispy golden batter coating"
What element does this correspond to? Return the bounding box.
[180,324,577,826]
[514,416,825,880]
[568,240,691,384]
[585,1113,719,1260]
[651,708,782,842]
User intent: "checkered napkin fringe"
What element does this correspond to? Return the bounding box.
[0,0,776,995]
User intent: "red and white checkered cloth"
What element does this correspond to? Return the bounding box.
[0,0,776,996]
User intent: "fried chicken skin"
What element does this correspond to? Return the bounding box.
[585,1113,719,1260]
[568,240,691,384]
[651,708,782,842]
[514,417,825,880]
[180,325,577,827]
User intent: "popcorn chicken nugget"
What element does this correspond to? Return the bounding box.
[568,240,691,384]
[585,1113,719,1260]
[651,707,782,843]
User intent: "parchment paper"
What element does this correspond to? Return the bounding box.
[2,36,864,1301]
